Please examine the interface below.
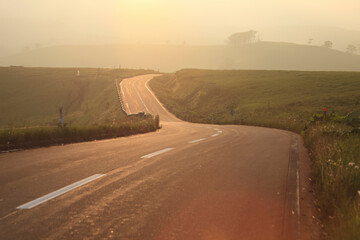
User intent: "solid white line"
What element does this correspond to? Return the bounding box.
[188,138,206,143]
[211,134,219,137]
[141,148,174,159]
[145,78,166,110]
[292,137,301,217]
[295,138,300,217]
[296,168,300,216]
[144,77,180,120]
[16,174,105,209]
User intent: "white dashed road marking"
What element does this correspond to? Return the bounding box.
[16,174,105,209]
[141,148,174,159]
[188,138,206,144]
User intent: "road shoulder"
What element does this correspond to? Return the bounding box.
[296,134,323,240]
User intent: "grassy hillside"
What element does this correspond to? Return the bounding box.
[150,69,360,131]
[149,69,360,239]
[0,67,155,127]
[1,42,360,72]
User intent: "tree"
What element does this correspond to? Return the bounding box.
[323,41,333,48]
[346,44,357,54]
[228,30,257,46]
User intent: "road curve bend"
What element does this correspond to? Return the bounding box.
[0,74,309,240]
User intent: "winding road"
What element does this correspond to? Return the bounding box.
[0,74,309,239]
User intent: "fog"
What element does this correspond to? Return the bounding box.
[1,0,360,55]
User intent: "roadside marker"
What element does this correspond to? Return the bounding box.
[16,174,105,209]
[141,148,174,159]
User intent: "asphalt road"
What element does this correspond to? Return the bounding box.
[0,74,304,239]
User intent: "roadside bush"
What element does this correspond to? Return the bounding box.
[304,123,360,239]
[0,115,159,151]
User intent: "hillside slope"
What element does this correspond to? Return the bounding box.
[149,69,360,130]
[0,67,155,127]
[1,42,359,72]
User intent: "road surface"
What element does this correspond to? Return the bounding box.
[0,74,309,239]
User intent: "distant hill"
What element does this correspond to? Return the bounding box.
[1,42,359,72]
[259,25,360,51]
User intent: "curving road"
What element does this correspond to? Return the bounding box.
[0,74,306,239]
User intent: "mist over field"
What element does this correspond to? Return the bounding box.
[0,0,359,71]
[1,42,360,72]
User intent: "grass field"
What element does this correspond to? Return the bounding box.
[0,67,156,127]
[150,69,360,132]
[0,67,159,150]
[150,69,360,239]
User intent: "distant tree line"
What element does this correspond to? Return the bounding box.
[228,30,258,46]
[308,38,359,55]
[227,31,358,55]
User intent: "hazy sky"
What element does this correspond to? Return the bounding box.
[1,0,359,51]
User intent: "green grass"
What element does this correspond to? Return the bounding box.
[0,67,159,150]
[0,67,156,127]
[150,69,360,132]
[304,122,360,239]
[149,69,360,239]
